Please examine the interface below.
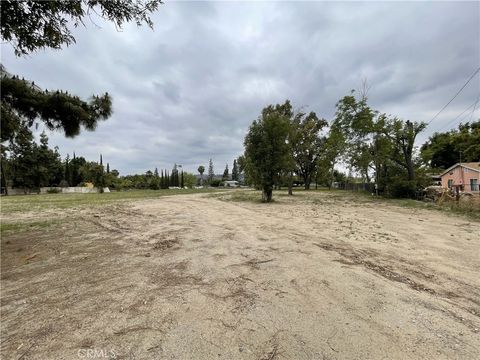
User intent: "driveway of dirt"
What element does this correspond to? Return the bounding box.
[1,191,479,359]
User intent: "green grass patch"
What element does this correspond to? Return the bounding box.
[1,188,219,214]
[208,190,264,203]
[1,219,60,234]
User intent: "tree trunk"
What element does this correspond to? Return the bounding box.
[262,187,273,202]
[1,161,8,195]
[288,171,293,195]
[303,173,311,190]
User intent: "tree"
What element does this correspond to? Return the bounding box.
[197,165,205,185]
[421,120,480,169]
[7,125,37,191]
[0,0,162,167]
[222,164,229,181]
[182,172,197,188]
[290,111,328,189]
[1,74,113,143]
[69,155,87,186]
[328,91,427,198]
[383,118,426,183]
[243,101,292,202]
[36,131,63,187]
[64,154,71,186]
[181,170,184,188]
[79,161,105,190]
[207,159,214,183]
[1,0,163,56]
[231,159,239,181]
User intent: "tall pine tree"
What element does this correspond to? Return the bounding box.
[232,159,239,181]
[208,158,214,183]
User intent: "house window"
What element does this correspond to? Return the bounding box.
[448,179,453,188]
[471,179,479,192]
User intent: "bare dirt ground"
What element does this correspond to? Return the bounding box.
[1,191,479,359]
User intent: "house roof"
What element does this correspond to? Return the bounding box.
[439,162,480,176]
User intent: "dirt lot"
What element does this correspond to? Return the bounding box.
[1,190,479,359]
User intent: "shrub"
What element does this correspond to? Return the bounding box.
[387,178,417,198]
[46,188,61,194]
[209,179,223,187]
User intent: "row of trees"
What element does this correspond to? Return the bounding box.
[242,93,478,202]
[0,130,204,193]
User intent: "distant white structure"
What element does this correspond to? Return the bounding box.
[223,181,239,188]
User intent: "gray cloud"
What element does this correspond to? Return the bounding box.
[1,1,478,174]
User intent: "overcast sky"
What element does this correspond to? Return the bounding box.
[1,1,479,175]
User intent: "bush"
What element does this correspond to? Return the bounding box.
[387,178,417,198]
[209,179,223,187]
[46,188,61,194]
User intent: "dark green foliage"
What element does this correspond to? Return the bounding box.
[209,179,223,187]
[8,125,37,190]
[69,155,87,186]
[46,188,61,194]
[197,165,205,186]
[222,164,229,181]
[290,111,328,189]
[243,101,292,202]
[231,159,239,181]
[421,121,480,169]
[387,178,417,199]
[1,75,112,143]
[79,161,105,190]
[328,91,427,198]
[6,129,63,191]
[1,0,163,56]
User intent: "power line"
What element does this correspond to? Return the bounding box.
[427,66,480,125]
[434,95,480,132]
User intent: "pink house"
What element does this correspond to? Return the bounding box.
[440,162,480,193]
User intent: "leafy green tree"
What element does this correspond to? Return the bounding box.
[421,120,480,169]
[329,91,427,197]
[1,0,161,155]
[79,161,105,191]
[290,111,328,189]
[182,172,197,188]
[318,125,346,189]
[231,159,239,181]
[1,0,163,56]
[243,101,292,202]
[383,118,426,183]
[197,165,205,185]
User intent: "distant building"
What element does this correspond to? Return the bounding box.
[440,162,480,192]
